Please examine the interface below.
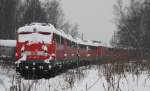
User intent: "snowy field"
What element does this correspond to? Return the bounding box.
[0,61,150,91]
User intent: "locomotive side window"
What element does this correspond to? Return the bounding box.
[79,44,86,49]
[89,46,97,50]
[86,46,89,51]
[60,36,64,45]
[59,36,64,49]
[71,42,77,48]
[67,39,72,47]
[54,34,64,49]
[55,34,60,44]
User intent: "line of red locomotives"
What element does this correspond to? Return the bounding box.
[15,23,129,73]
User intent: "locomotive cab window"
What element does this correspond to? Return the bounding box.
[18,31,52,43]
[67,39,72,47]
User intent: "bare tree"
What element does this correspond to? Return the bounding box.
[44,0,80,37]
[20,0,48,26]
[70,24,79,38]
[45,0,64,28]
[111,0,150,58]
[60,21,72,34]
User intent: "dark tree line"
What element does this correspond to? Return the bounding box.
[0,0,19,39]
[0,0,79,39]
[111,0,150,57]
[20,0,48,26]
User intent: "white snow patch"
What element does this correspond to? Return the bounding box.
[0,40,16,47]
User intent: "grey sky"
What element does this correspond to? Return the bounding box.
[61,0,117,46]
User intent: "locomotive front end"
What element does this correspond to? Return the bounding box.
[15,23,56,77]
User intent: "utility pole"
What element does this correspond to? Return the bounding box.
[82,32,84,40]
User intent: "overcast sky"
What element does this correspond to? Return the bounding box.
[61,0,117,46]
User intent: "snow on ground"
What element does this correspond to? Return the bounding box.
[0,40,16,47]
[0,66,16,91]
[0,63,150,91]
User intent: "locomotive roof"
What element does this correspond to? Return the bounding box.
[17,23,55,33]
[17,23,102,47]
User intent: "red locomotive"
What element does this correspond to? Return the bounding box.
[15,23,128,77]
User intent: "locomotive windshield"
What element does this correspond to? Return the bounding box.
[18,32,52,43]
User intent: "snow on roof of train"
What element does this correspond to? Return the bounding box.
[17,23,55,33]
[76,38,101,47]
[17,23,102,47]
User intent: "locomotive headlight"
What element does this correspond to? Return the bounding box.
[21,46,25,52]
[15,53,18,56]
[42,45,48,52]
